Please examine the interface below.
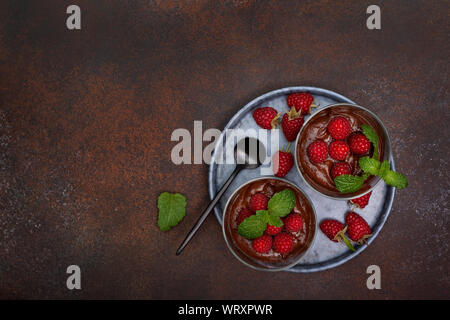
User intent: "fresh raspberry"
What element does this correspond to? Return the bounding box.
[253,107,280,130]
[328,140,350,160]
[327,116,351,140]
[273,150,294,177]
[345,211,359,225]
[273,233,294,254]
[307,140,328,164]
[330,162,351,180]
[286,92,317,115]
[265,224,283,236]
[236,208,255,225]
[345,212,371,243]
[320,219,346,242]
[349,133,371,155]
[252,234,273,253]
[249,193,268,211]
[320,219,355,251]
[281,107,304,141]
[284,213,303,233]
[350,191,372,209]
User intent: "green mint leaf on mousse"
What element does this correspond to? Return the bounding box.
[358,156,380,176]
[255,210,270,222]
[267,189,296,217]
[237,213,267,239]
[238,189,295,239]
[361,124,379,160]
[334,174,366,193]
[157,192,186,231]
[254,209,284,227]
[267,215,284,228]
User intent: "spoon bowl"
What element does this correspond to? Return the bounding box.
[234,137,266,169]
[176,137,266,255]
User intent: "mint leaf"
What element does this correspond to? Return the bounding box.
[361,124,379,160]
[157,192,186,231]
[378,160,390,179]
[267,215,283,228]
[358,156,380,175]
[382,170,408,189]
[334,174,365,193]
[255,210,270,222]
[237,214,267,239]
[267,189,296,217]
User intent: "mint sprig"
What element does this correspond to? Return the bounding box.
[333,124,408,193]
[157,192,186,231]
[334,156,408,192]
[358,157,408,189]
[237,189,295,239]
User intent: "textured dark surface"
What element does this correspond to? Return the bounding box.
[0,0,448,299]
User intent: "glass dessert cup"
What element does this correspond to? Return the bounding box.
[222,177,317,272]
[294,103,392,200]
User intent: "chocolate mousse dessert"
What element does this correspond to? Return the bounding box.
[223,178,315,269]
[296,105,386,198]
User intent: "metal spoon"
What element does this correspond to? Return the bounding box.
[176,137,266,255]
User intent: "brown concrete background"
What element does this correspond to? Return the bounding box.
[0,0,448,299]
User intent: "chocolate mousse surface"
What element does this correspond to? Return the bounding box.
[224,178,315,269]
[297,105,385,197]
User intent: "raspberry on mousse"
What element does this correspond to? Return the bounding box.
[330,162,352,179]
[328,140,350,161]
[284,213,303,233]
[252,234,273,253]
[349,133,371,155]
[307,140,328,164]
[273,233,294,255]
[327,116,351,140]
[249,193,268,211]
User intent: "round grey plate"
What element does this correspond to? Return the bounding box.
[208,87,395,273]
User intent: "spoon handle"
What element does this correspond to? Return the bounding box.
[176,165,243,255]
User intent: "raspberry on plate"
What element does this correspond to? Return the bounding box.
[320,219,346,242]
[281,107,304,141]
[349,133,371,155]
[307,140,328,164]
[253,107,280,130]
[273,233,294,254]
[319,219,355,251]
[345,212,371,244]
[286,92,318,115]
[252,234,273,253]
[330,162,351,180]
[349,191,372,208]
[273,149,294,177]
[328,140,350,160]
[249,193,268,211]
[327,116,351,140]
